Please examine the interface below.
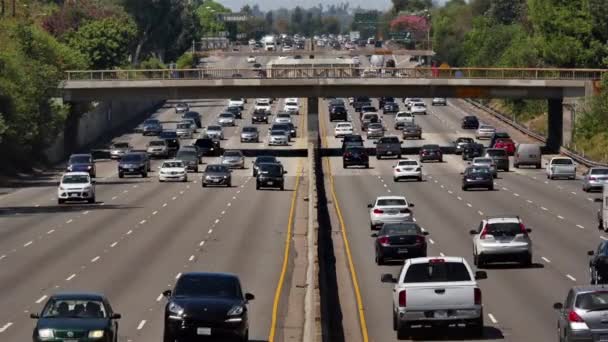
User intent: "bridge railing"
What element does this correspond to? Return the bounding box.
[64,67,607,81]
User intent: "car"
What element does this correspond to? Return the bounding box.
[379,97,395,109]
[514,143,542,169]
[228,98,245,110]
[256,162,287,190]
[583,167,608,192]
[221,150,245,169]
[180,119,198,132]
[57,172,96,204]
[273,112,292,124]
[452,137,475,154]
[329,105,348,121]
[283,99,299,114]
[202,164,232,187]
[484,148,509,172]
[372,222,428,265]
[205,125,224,140]
[366,122,385,140]
[554,286,608,342]
[282,122,297,138]
[393,159,422,182]
[403,98,422,107]
[470,157,497,178]
[461,165,494,190]
[489,132,511,148]
[118,152,150,178]
[359,105,377,116]
[353,97,371,112]
[382,257,486,339]
[162,272,253,342]
[462,143,484,161]
[401,122,422,140]
[588,241,608,284]
[341,134,364,152]
[431,97,447,106]
[375,136,402,159]
[546,156,576,180]
[109,142,132,160]
[269,129,289,146]
[176,122,194,139]
[476,124,496,139]
[253,156,279,176]
[361,113,380,131]
[493,138,515,155]
[342,146,369,169]
[382,102,399,115]
[182,111,202,128]
[368,196,414,230]
[159,130,180,154]
[175,148,199,172]
[419,144,443,162]
[240,126,259,143]
[225,105,243,119]
[147,139,170,159]
[218,113,236,126]
[31,292,121,342]
[394,111,415,129]
[329,98,346,111]
[67,153,96,177]
[254,98,271,112]
[158,160,188,182]
[193,138,221,157]
[461,115,480,130]
[175,103,189,114]
[142,119,163,136]
[409,102,427,115]
[470,216,532,266]
[247,56,256,63]
[334,122,353,138]
[251,109,269,124]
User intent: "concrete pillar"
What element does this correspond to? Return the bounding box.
[546,98,563,153]
[307,97,319,148]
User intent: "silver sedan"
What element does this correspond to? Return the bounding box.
[221,150,245,169]
[217,113,236,126]
[583,167,608,192]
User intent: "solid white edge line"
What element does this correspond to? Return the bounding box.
[35,295,47,304]
[137,320,146,330]
[91,256,100,263]
[566,274,577,281]
[577,224,585,229]
[0,322,13,333]
[66,274,76,281]
[541,256,551,263]
[488,313,498,324]
[156,294,163,302]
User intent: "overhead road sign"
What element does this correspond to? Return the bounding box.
[218,13,250,22]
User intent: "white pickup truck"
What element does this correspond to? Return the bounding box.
[381,256,487,339]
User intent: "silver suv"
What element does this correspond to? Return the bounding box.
[469,216,533,267]
[554,286,608,342]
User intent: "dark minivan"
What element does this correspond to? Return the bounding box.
[160,130,180,155]
[343,146,369,168]
[193,138,221,157]
[256,163,287,190]
[461,115,480,129]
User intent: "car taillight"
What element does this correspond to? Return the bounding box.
[429,258,445,264]
[474,288,482,305]
[415,236,425,244]
[568,310,584,323]
[519,223,528,236]
[398,290,406,307]
[400,208,410,214]
[590,177,598,181]
[379,236,390,246]
[480,224,489,239]
[345,153,352,157]
[373,209,384,214]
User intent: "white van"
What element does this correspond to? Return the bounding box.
[597,186,608,231]
[514,143,542,169]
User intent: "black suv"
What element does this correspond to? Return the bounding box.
[382,102,399,115]
[160,130,180,155]
[193,138,221,157]
[251,109,269,124]
[225,106,242,119]
[118,152,150,178]
[461,115,480,129]
[462,143,484,161]
[182,111,202,128]
[330,105,348,121]
[256,163,287,190]
[343,146,369,168]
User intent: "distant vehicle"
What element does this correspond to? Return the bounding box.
[31,292,121,342]
[462,165,494,190]
[375,136,402,159]
[393,159,422,182]
[283,100,299,114]
[409,102,427,115]
[142,119,163,136]
[221,150,245,169]
[583,167,608,192]
[176,123,194,139]
[462,143,484,161]
[158,160,187,182]
[218,113,236,126]
[401,122,422,140]
[419,145,443,162]
[228,98,245,110]
[394,111,415,129]
[273,113,292,124]
[181,111,201,128]
[57,172,96,204]
[431,98,447,106]
[254,98,271,112]
[334,122,354,138]
[382,102,399,115]
[159,130,180,154]
[180,118,198,132]
[175,148,200,172]
[269,129,289,146]
[470,157,497,178]
[476,124,496,140]
[361,112,380,131]
[225,105,242,119]
[453,137,475,154]
[588,241,608,284]
[461,115,480,129]
[118,152,150,178]
[342,146,369,169]
[240,126,260,143]
[147,139,169,159]
[493,138,515,155]
[330,105,348,121]
[202,164,232,187]
[368,196,414,230]
[247,56,256,63]
[251,109,269,124]
[379,97,394,109]
[271,123,294,139]
[366,122,385,140]
[484,148,509,172]
[554,286,608,342]
[341,134,364,152]
[67,153,96,177]
[546,157,576,180]
[256,162,287,190]
[162,272,253,342]
[372,222,428,265]
[513,143,541,169]
[205,125,224,140]
[253,156,279,176]
[470,216,532,266]
[175,103,189,114]
[110,142,132,160]
[262,35,276,51]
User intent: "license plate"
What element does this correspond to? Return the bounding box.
[434,310,448,319]
[398,248,408,254]
[267,181,274,185]
[197,327,211,335]
[387,151,393,155]
[475,177,484,180]
[129,168,134,172]
[387,210,398,214]
[213,179,220,183]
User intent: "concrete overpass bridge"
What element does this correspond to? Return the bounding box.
[60,66,606,152]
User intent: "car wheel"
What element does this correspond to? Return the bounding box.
[393,177,398,182]
[396,322,410,340]
[202,183,207,187]
[462,186,467,191]
[504,167,509,172]
[343,163,347,169]
[468,316,484,338]
[182,177,188,183]
[118,172,124,178]
[256,183,260,190]
[365,163,369,169]
[393,310,398,331]
[163,329,174,342]
[58,199,65,205]
[227,181,232,187]
[142,171,148,178]
[583,186,589,192]
[376,155,381,160]
[522,253,532,267]
[536,163,542,169]
[88,197,95,204]
[417,176,422,182]
[397,154,402,159]
[477,255,485,268]
[280,184,284,191]
[514,163,519,168]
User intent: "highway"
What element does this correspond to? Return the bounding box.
[0,53,308,341]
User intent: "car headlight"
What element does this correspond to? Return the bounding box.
[168,302,184,315]
[223,175,228,179]
[67,165,73,171]
[38,328,54,338]
[87,165,92,170]
[205,175,212,179]
[59,186,66,191]
[227,305,244,316]
[88,330,105,338]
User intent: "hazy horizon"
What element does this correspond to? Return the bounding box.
[219,0,449,12]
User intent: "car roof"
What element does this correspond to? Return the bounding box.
[50,292,107,301]
[70,153,92,157]
[180,272,239,280]
[162,160,184,164]
[551,156,573,160]
[485,216,521,224]
[376,196,407,200]
[571,285,608,294]
[63,172,91,177]
[408,256,465,264]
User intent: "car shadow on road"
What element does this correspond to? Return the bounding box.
[0,204,139,216]
[479,262,544,270]
[407,326,504,340]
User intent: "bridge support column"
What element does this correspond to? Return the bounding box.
[546,98,563,154]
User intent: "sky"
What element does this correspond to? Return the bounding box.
[219,0,448,12]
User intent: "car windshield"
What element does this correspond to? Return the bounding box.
[62,175,89,184]
[467,167,490,174]
[475,158,493,164]
[219,113,233,118]
[176,151,196,159]
[380,137,399,143]
[207,126,221,131]
[486,149,507,157]
[277,114,290,118]
[259,164,283,175]
[337,124,352,128]
[223,151,242,158]
[591,169,608,175]
[230,98,242,101]
[368,123,383,129]
[174,275,240,298]
[552,158,573,165]
[480,125,494,130]
[121,154,143,162]
[206,165,228,173]
[42,299,107,318]
[177,124,190,129]
[271,130,286,136]
[163,161,184,168]
[243,127,257,132]
[398,161,418,166]
[149,141,165,146]
[113,143,129,149]
[381,223,420,235]
[69,156,91,164]
[465,116,477,121]
[485,222,521,236]
[377,198,407,206]
[144,119,159,125]
[256,156,277,163]
[404,261,471,282]
[576,292,608,310]
[160,132,177,138]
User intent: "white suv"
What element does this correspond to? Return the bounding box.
[394,111,415,129]
[228,98,245,110]
[368,196,414,229]
[410,102,427,115]
[57,172,96,204]
[470,216,533,267]
[283,99,299,114]
[254,98,271,112]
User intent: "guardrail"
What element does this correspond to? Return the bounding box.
[464,99,608,167]
[64,67,607,82]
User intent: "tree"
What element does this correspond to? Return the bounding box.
[391,0,432,14]
[431,0,471,66]
[322,16,340,34]
[291,6,304,34]
[68,17,137,69]
[42,0,126,39]
[195,0,230,36]
[265,11,274,32]
[487,0,524,25]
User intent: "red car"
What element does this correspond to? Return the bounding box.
[493,138,515,155]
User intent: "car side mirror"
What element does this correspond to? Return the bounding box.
[91,180,96,184]
[111,313,121,319]
[553,302,563,310]
[284,171,288,174]
[372,141,377,144]
[162,289,172,297]
[30,313,40,319]
[595,198,603,203]
[469,229,478,235]
[367,204,373,208]
[588,250,595,256]
[245,293,255,301]
[381,274,397,283]
[409,203,414,207]
[370,233,379,238]
[475,271,487,280]
[422,231,429,236]
[460,172,464,175]
[526,228,532,233]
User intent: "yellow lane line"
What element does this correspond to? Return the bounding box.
[268,160,303,342]
[319,103,370,342]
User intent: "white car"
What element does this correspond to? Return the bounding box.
[476,124,496,139]
[394,111,415,129]
[273,113,292,124]
[158,160,188,182]
[268,129,289,146]
[57,172,96,204]
[352,56,360,65]
[254,98,271,112]
[410,102,427,115]
[470,157,497,178]
[283,100,299,114]
[334,122,353,137]
[546,157,576,180]
[432,97,447,106]
[247,56,256,63]
[205,125,224,140]
[368,196,414,229]
[282,46,293,52]
[404,98,423,107]
[470,216,533,267]
[393,159,422,182]
[228,98,245,109]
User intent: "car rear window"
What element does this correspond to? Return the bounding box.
[243,127,257,132]
[380,137,399,143]
[149,140,165,146]
[207,126,221,131]
[468,167,491,174]
[552,158,573,165]
[69,156,91,163]
[575,292,608,310]
[381,223,420,235]
[368,123,383,129]
[591,169,608,175]
[122,154,143,162]
[206,165,228,172]
[486,149,507,157]
[377,198,407,206]
[223,151,242,157]
[177,124,190,129]
[398,161,418,166]
[485,222,521,236]
[163,161,184,168]
[113,143,129,148]
[404,262,471,282]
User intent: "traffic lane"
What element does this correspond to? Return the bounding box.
[2,171,253,341]
[128,158,304,342]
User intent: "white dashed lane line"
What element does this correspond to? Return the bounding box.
[66,219,73,224]
[541,207,548,211]
[66,274,76,281]
[91,256,100,263]
[139,220,146,225]
[0,322,13,333]
[47,229,55,234]
[156,294,163,302]
[35,295,47,304]
[466,203,472,208]
[541,256,551,263]
[566,274,577,282]
[137,320,146,330]
[439,252,445,257]
[23,241,33,247]
[577,224,585,229]
[557,215,564,220]
[488,313,498,324]
[175,273,182,279]
[478,211,484,216]
[110,242,118,248]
